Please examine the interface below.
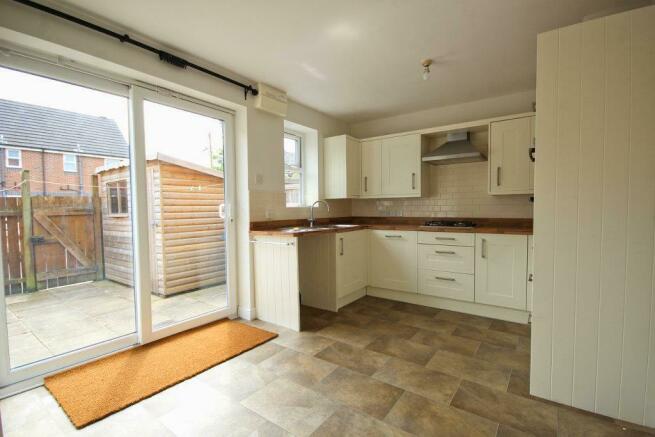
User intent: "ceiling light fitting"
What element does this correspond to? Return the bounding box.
[422,59,432,81]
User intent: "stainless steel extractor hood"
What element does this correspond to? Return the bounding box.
[422,131,486,165]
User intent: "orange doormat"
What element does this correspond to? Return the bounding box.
[44,319,277,429]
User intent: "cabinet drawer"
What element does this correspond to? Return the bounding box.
[418,244,474,274]
[418,269,474,302]
[418,231,474,247]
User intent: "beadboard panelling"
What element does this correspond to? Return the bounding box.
[532,5,655,427]
[351,162,533,219]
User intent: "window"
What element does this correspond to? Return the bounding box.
[5,149,21,168]
[106,180,128,215]
[104,158,121,168]
[284,132,303,207]
[63,153,77,172]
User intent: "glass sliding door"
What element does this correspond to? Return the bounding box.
[0,61,138,384]
[131,87,236,341]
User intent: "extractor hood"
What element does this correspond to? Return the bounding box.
[422,131,486,165]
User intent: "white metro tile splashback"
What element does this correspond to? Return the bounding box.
[351,162,533,218]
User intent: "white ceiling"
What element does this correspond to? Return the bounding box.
[57,0,649,123]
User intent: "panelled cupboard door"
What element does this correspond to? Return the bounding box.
[474,234,528,310]
[368,230,418,292]
[489,116,535,194]
[380,134,421,196]
[361,139,382,197]
[324,135,361,199]
[335,230,368,298]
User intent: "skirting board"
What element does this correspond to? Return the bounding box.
[337,287,367,310]
[366,287,530,324]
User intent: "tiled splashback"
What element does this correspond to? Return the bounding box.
[351,162,533,218]
[250,190,351,221]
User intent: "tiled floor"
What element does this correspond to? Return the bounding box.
[2,295,654,436]
[5,280,227,368]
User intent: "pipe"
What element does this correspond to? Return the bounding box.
[11,0,259,99]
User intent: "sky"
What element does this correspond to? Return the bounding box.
[0,66,224,169]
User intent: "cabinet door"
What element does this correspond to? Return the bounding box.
[324,135,361,199]
[489,116,534,194]
[335,230,368,298]
[475,234,528,309]
[361,139,382,197]
[527,235,534,312]
[369,230,417,292]
[381,134,421,196]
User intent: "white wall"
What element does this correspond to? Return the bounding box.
[350,90,535,138]
[0,0,350,319]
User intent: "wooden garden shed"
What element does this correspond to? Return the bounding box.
[96,153,225,297]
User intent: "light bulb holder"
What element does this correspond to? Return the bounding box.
[421,59,432,80]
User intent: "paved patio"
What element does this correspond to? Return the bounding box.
[5,280,227,368]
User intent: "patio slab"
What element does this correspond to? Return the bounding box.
[5,280,227,368]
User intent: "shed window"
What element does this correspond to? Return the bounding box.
[6,149,21,168]
[63,154,78,172]
[107,180,128,215]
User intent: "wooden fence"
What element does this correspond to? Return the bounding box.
[1,171,103,295]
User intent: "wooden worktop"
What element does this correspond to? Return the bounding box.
[250,217,533,237]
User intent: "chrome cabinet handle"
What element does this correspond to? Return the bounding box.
[339,237,344,256]
[384,235,402,239]
[435,250,456,254]
[496,167,501,186]
[411,173,416,190]
[434,237,456,241]
[364,176,368,192]
[435,276,456,282]
[481,238,487,258]
[528,273,534,282]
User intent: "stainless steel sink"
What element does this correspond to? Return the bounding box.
[279,224,359,233]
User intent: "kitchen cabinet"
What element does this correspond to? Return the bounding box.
[324,135,361,199]
[335,230,368,299]
[369,230,417,292]
[361,139,382,197]
[380,134,428,197]
[488,115,535,195]
[474,233,527,310]
[527,235,533,312]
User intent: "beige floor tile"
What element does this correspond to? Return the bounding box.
[272,330,335,355]
[385,391,498,437]
[196,358,277,401]
[314,367,403,419]
[435,309,494,329]
[236,341,285,364]
[241,378,337,437]
[390,301,440,317]
[316,322,378,348]
[410,328,481,356]
[373,357,461,404]
[476,342,530,371]
[364,320,419,339]
[312,408,411,437]
[258,348,337,388]
[395,312,457,334]
[452,324,520,349]
[489,319,531,337]
[366,336,436,365]
[507,368,530,398]
[451,379,557,436]
[557,406,654,436]
[315,341,391,375]
[426,350,512,391]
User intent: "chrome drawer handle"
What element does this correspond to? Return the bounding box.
[434,237,456,240]
[384,235,402,239]
[435,250,456,254]
[434,276,456,281]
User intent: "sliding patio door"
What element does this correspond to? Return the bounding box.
[130,87,236,343]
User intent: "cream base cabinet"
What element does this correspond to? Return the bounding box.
[360,139,382,197]
[369,230,417,292]
[489,115,535,194]
[474,234,527,310]
[324,135,361,199]
[335,230,368,299]
[380,134,428,197]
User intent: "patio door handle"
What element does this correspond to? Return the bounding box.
[219,203,225,219]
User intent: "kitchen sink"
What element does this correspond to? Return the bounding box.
[279,224,360,233]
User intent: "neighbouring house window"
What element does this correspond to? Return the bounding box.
[107,180,128,215]
[105,158,121,168]
[63,153,78,172]
[5,149,21,168]
[284,131,303,207]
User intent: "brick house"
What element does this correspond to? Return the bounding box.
[0,98,128,196]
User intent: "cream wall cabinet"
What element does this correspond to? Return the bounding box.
[324,135,361,199]
[361,139,382,197]
[489,115,535,194]
[335,230,368,299]
[474,233,527,310]
[380,134,428,197]
[368,230,417,292]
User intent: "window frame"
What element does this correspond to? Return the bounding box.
[283,131,304,208]
[106,179,129,217]
[63,153,78,173]
[5,148,22,169]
